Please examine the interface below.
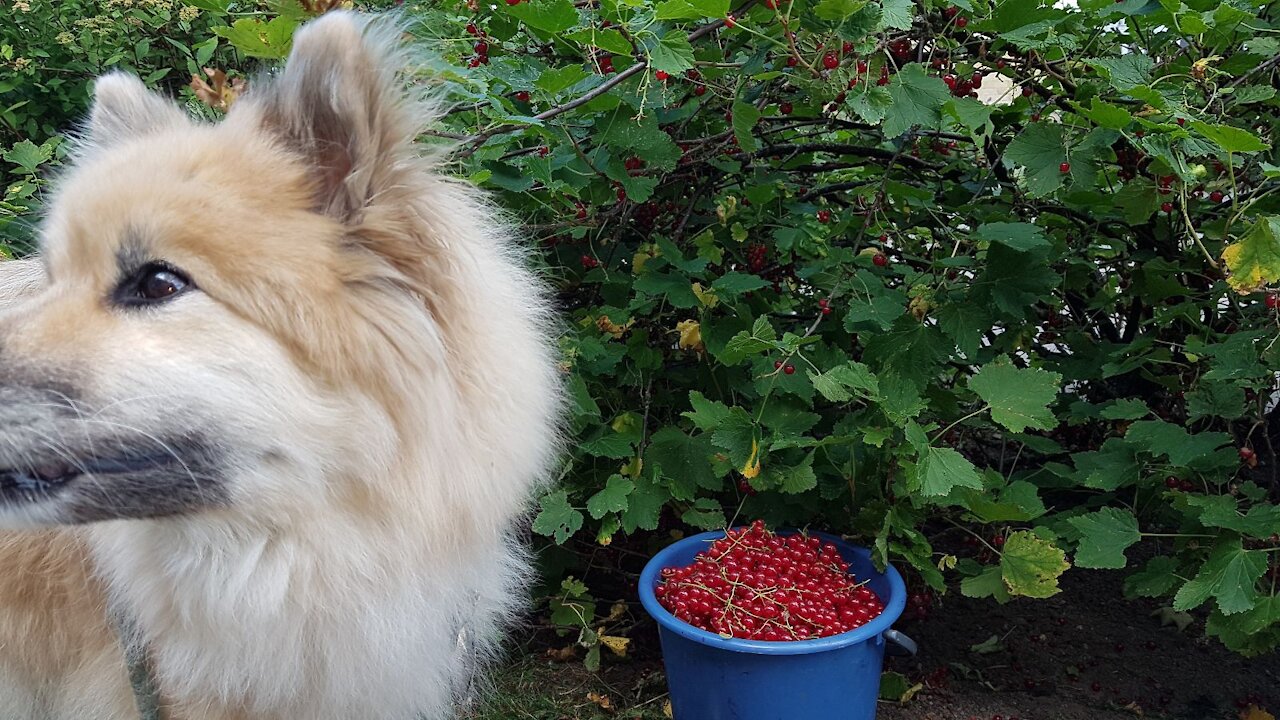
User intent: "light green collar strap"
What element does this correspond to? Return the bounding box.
[111,608,164,720]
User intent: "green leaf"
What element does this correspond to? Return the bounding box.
[650,32,695,75]
[843,290,906,331]
[1000,530,1070,598]
[718,316,777,365]
[1068,508,1141,569]
[968,359,1061,433]
[1099,398,1150,420]
[879,0,913,29]
[620,477,665,533]
[580,432,635,459]
[504,0,579,32]
[634,270,698,308]
[961,565,1012,603]
[814,0,867,21]
[909,446,984,496]
[586,475,635,519]
[1,140,51,175]
[532,490,585,544]
[535,64,591,94]
[1076,97,1133,129]
[847,87,894,125]
[770,453,818,493]
[684,391,732,431]
[957,480,1047,522]
[878,670,921,702]
[655,0,729,20]
[710,272,769,296]
[944,97,994,138]
[1206,597,1280,657]
[1222,217,1280,294]
[645,427,719,499]
[883,64,951,138]
[731,101,762,153]
[1125,420,1230,468]
[1186,495,1280,538]
[1087,54,1154,91]
[972,222,1050,252]
[1005,123,1066,196]
[1124,556,1181,598]
[1072,438,1141,490]
[1173,538,1266,615]
[1190,121,1270,153]
[936,302,990,359]
[564,28,632,55]
[878,374,929,424]
[808,362,878,403]
[1186,382,1245,421]
[681,497,726,530]
[212,16,296,59]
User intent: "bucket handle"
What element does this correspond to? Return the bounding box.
[884,629,917,657]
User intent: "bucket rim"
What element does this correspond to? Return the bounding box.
[638,528,907,656]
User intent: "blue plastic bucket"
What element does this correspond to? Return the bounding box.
[638,529,912,720]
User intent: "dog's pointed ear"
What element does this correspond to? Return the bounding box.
[87,72,187,145]
[242,12,413,223]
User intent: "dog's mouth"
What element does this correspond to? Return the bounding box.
[0,455,176,500]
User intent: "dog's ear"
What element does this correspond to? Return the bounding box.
[87,72,187,146]
[242,12,414,223]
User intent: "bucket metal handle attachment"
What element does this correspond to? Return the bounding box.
[884,629,917,657]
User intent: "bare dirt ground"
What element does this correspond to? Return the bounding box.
[473,564,1279,720]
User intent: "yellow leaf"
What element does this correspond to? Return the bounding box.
[908,296,932,321]
[677,319,704,352]
[1222,218,1280,294]
[633,243,658,273]
[1192,55,1222,79]
[586,691,614,710]
[599,634,631,657]
[1241,706,1275,720]
[607,602,627,621]
[740,438,761,479]
[596,314,632,338]
[691,282,719,308]
[663,699,673,718]
[619,455,643,477]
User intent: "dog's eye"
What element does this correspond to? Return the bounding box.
[120,263,192,305]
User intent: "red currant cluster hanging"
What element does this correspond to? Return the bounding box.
[655,521,886,641]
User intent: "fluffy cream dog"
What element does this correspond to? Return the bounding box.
[0,11,560,719]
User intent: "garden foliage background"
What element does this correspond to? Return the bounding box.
[3,0,1280,664]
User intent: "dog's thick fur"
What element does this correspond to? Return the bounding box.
[0,12,561,719]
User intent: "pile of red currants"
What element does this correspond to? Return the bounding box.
[655,521,885,641]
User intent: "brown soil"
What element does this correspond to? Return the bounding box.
[878,564,1278,720]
